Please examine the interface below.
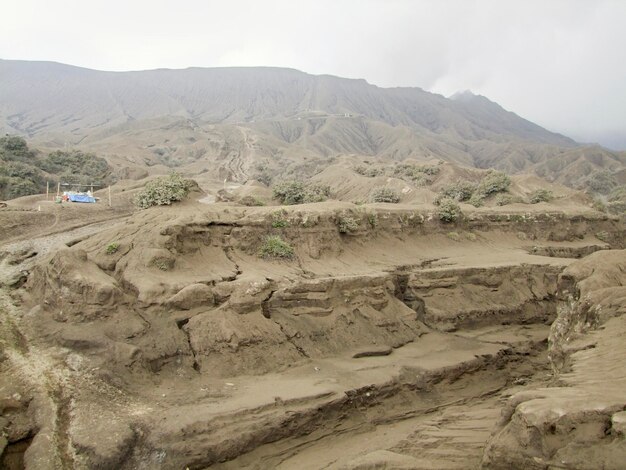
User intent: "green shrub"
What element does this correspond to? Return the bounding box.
[418,165,441,176]
[411,173,432,187]
[259,235,294,259]
[105,242,119,255]
[394,164,440,178]
[272,180,331,205]
[254,162,273,186]
[476,170,511,197]
[496,194,524,206]
[370,187,401,203]
[439,181,477,202]
[447,232,460,242]
[337,214,359,233]
[436,198,462,223]
[239,195,265,206]
[355,165,382,177]
[393,164,440,185]
[135,173,192,209]
[595,231,610,243]
[468,193,485,207]
[271,211,289,228]
[367,213,378,228]
[529,189,554,204]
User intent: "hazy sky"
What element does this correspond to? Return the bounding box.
[2,0,625,149]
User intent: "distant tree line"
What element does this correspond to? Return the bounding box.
[0,135,112,200]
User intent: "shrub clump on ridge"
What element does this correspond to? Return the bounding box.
[337,214,359,233]
[529,189,554,204]
[370,187,401,203]
[476,170,511,197]
[436,198,462,223]
[496,194,524,206]
[272,180,331,205]
[438,181,477,202]
[355,165,383,177]
[135,172,192,209]
[259,235,294,259]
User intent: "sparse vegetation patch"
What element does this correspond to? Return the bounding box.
[529,189,554,204]
[367,213,378,228]
[259,235,294,259]
[105,242,119,255]
[271,211,289,228]
[355,165,383,177]
[337,214,359,233]
[153,257,173,271]
[595,231,611,243]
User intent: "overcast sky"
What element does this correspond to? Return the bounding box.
[2,0,625,149]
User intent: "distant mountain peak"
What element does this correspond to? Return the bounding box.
[449,90,483,101]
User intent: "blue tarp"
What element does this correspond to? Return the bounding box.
[68,194,96,203]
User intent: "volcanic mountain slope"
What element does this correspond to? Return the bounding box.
[1,59,625,186]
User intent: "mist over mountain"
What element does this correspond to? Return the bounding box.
[1,59,624,185]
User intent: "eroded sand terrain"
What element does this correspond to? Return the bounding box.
[1,188,625,469]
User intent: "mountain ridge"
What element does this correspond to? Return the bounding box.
[1,59,623,187]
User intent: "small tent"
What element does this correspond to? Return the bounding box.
[68,193,96,203]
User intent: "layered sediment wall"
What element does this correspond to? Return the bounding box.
[5,205,623,468]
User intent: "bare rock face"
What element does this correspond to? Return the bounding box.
[481,250,626,470]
